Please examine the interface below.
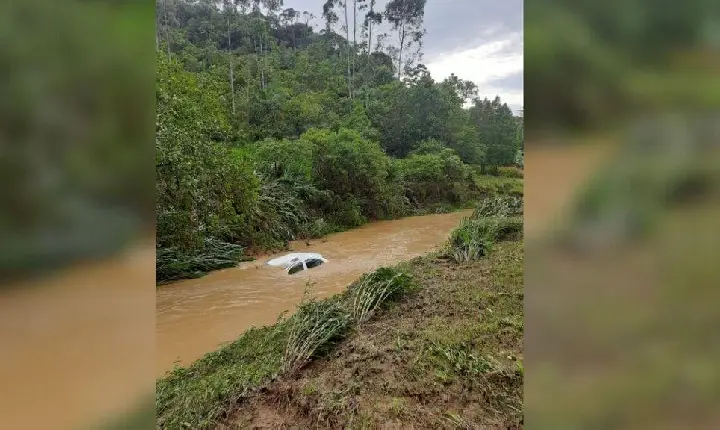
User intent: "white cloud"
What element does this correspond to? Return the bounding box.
[425,34,523,112]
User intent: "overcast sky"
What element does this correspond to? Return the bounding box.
[282,0,523,112]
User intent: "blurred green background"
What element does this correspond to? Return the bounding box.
[0,0,154,284]
[526,0,720,134]
[0,1,155,430]
[525,0,720,428]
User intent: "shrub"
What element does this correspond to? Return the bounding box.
[303,128,400,220]
[473,173,524,197]
[398,146,474,207]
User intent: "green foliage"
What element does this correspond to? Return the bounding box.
[469,96,518,170]
[445,216,523,264]
[303,128,405,220]
[156,56,259,253]
[497,166,524,178]
[473,173,524,197]
[474,195,524,217]
[348,267,415,323]
[398,144,474,207]
[365,78,471,157]
[154,0,523,283]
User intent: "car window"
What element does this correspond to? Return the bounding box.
[287,263,304,275]
[305,259,324,269]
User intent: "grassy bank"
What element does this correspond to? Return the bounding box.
[156,196,524,429]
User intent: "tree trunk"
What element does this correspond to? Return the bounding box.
[353,0,357,49]
[352,0,357,89]
[344,1,352,98]
[227,13,236,115]
[367,7,373,54]
[397,24,405,79]
[163,0,172,59]
[258,38,265,89]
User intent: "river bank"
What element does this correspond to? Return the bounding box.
[156,210,472,376]
[156,200,524,429]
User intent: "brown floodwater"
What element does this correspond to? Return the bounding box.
[156,210,471,376]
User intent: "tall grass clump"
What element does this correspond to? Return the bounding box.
[282,267,413,372]
[444,215,524,264]
[348,267,414,323]
[496,166,524,178]
[282,295,352,373]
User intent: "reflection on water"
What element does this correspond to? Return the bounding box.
[156,211,471,376]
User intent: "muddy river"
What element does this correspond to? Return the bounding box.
[156,210,471,376]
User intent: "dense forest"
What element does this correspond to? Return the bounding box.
[526,0,720,132]
[156,0,523,282]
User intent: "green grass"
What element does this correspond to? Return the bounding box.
[156,267,416,429]
[156,325,288,429]
[282,295,352,373]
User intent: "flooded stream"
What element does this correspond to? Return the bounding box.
[156,210,471,376]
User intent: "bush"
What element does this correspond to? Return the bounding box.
[398,146,475,207]
[473,173,524,197]
[327,197,367,228]
[302,128,402,220]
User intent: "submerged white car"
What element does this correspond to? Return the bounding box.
[266,252,328,275]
